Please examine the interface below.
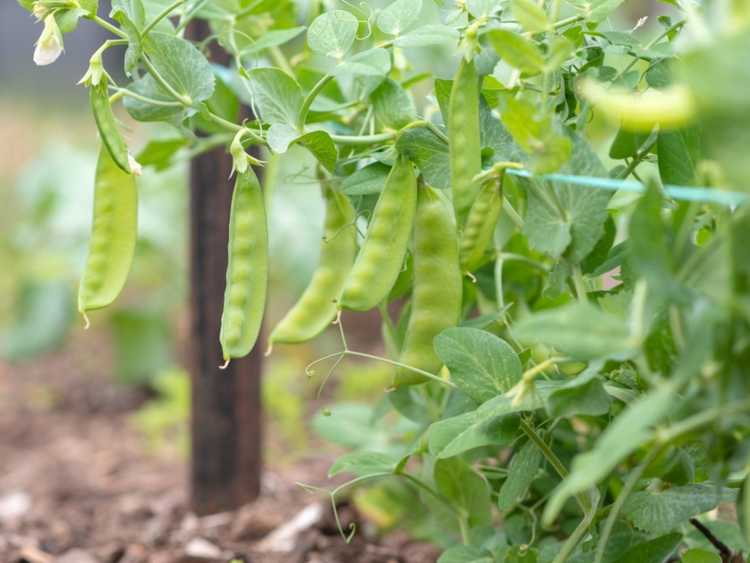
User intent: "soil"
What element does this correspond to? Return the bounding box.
[0,333,440,563]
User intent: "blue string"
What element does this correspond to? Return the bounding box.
[505,168,748,207]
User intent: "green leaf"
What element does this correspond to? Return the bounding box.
[547,362,612,417]
[136,137,186,170]
[307,9,359,59]
[487,29,545,74]
[681,549,722,563]
[623,484,736,535]
[296,130,338,172]
[568,0,626,22]
[434,458,492,528]
[266,123,298,153]
[123,75,184,122]
[428,381,561,458]
[437,546,494,563]
[513,302,636,361]
[341,162,391,195]
[371,79,416,129]
[504,546,539,563]
[434,327,522,404]
[329,451,398,477]
[111,0,146,75]
[376,0,422,36]
[335,47,391,77]
[544,384,677,524]
[512,0,549,32]
[467,0,499,17]
[609,128,650,159]
[657,127,701,186]
[396,126,449,189]
[522,135,609,261]
[497,439,543,511]
[240,26,306,56]
[143,32,214,103]
[394,24,459,48]
[619,533,682,563]
[247,67,303,126]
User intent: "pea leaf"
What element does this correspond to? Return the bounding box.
[329,451,398,477]
[513,302,635,361]
[247,67,303,127]
[522,134,610,262]
[487,29,545,74]
[568,0,626,22]
[497,439,543,511]
[124,74,184,122]
[434,327,522,404]
[334,47,391,77]
[547,362,612,417]
[543,384,677,524]
[296,130,338,172]
[618,534,683,563]
[376,0,422,36]
[682,550,722,563]
[437,546,494,563]
[623,484,736,535]
[341,162,391,195]
[396,126,449,189]
[136,137,186,170]
[143,32,215,104]
[467,0,499,17]
[240,26,306,56]
[394,24,460,48]
[111,0,146,75]
[434,458,492,527]
[657,127,701,186]
[307,9,359,59]
[371,78,417,129]
[512,0,549,32]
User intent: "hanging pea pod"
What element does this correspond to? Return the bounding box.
[339,155,417,311]
[90,79,133,174]
[268,184,356,345]
[220,168,268,362]
[460,162,522,272]
[395,184,462,386]
[78,146,138,323]
[448,57,482,227]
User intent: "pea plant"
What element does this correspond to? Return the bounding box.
[18,0,750,561]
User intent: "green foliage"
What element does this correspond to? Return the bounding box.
[19,0,750,561]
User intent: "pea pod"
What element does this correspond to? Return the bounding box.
[460,177,502,271]
[339,156,417,311]
[78,146,138,320]
[448,58,482,227]
[395,185,462,386]
[90,79,132,174]
[269,185,356,345]
[220,168,268,361]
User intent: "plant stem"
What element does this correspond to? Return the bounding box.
[297,74,334,129]
[593,446,662,563]
[141,0,185,38]
[572,265,587,303]
[552,14,584,29]
[329,131,396,145]
[112,87,184,107]
[91,15,128,39]
[553,502,598,563]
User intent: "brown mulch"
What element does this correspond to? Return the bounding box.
[0,335,439,563]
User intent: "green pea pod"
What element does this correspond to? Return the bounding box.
[78,146,138,321]
[460,177,502,272]
[268,185,356,345]
[339,156,417,311]
[90,79,132,174]
[449,58,482,227]
[220,168,268,361]
[395,185,462,386]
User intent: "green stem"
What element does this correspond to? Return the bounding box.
[502,199,525,230]
[199,108,244,132]
[551,14,584,30]
[658,398,750,443]
[572,265,587,303]
[90,15,128,39]
[553,502,598,563]
[298,74,334,129]
[269,46,294,76]
[140,0,185,38]
[112,87,184,107]
[329,131,396,145]
[618,137,657,180]
[594,446,662,563]
[175,0,211,33]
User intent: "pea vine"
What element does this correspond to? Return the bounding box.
[18,0,750,561]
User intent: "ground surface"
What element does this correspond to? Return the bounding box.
[0,336,440,563]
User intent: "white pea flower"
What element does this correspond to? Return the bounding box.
[128,154,143,176]
[33,14,64,66]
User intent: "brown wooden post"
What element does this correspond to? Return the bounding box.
[187,20,263,516]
